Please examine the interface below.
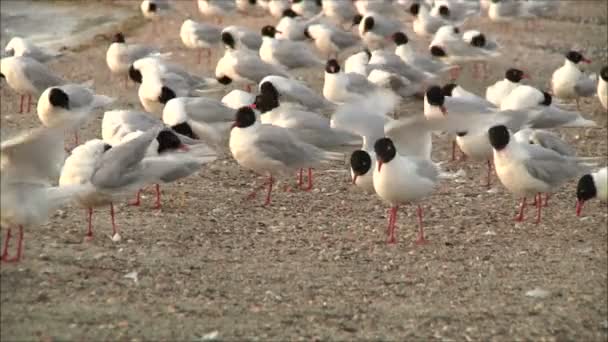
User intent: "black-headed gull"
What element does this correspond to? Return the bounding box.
[1,127,87,262]
[323,59,380,104]
[355,12,402,50]
[291,0,322,18]
[488,125,588,224]
[321,0,358,28]
[486,68,529,107]
[180,19,222,64]
[354,0,396,16]
[488,0,558,22]
[259,75,334,111]
[259,25,324,69]
[373,137,438,244]
[392,32,457,77]
[267,0,291,18]
[551,51,597,110]
[429,0,479,24]
[576,167,607,216]
[198,0,235,24]
[221,26,263,52]
[409,2,449,37]
[229,106,343,205]
[1,56,65,113]
[106,32,165,88]
[275,8,316,41]
[304,23,360,59]
[4,37,62,63]
[599,66,608,110]
[37,83,115,146]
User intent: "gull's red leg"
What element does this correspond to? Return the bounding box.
[486,159,492,188]
[152,184,162,209]
[304,168,314,191]
[110,203,117,236]
[543,193,550,207]
[18,95,24,114]
[86,207,94,239]
[8,226,24,262]
[263,175,274,206]
[129,189,142,206]
[451,141,457,161]
[298,169,304,187]
[1,228,12,261]
[415,205,429,245]
[27,95,32,113]
[535,193,542,225]
[515,197,527,222]
[387,206,398,244]
[74,131,79,146]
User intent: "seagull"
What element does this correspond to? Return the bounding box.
[179,19,222,64]
[488,0,559,22]
[392,32,457,77]
[367,69,419,98]
[321,0,358,28]
[162,97,236,145]
[429,0,479,24]
[323,59,380,104]
[259,75,334,111]
[221,26,263,52]
[373,137,438,244]
[4,37,62,63]
[1,127,90,262]
[355,12,402,50]
[215,44,291,91]
[304,23,359,59]
[291,0,322,17]
[409,2,449,37]
[197,0,235,24]
[275,8,315,41]
[443,82,496,108]
[354,0,396,16]
[576,167,607,216]
[229,106,343,205]
[221,89,256,109]
[599,66,608,110]
[488,125,589,224]
[106,32,165,88]
[551,51,597,110]
[368,49,437,87]
[140,0,171,21]
[37,84,115,146]
[486,68,529,107]
[268,0,291,18]
[1,56,65,113]
[259,25,324,69]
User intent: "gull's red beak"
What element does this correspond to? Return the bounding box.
[576,200,584,216]
[377,161,383,172]
[178,144,189,151]
[249,103,257,109]
[440,105,447,116]
[522,73,531,79]
[276,30,283,34]
[582,58,592,64]
[352,175,358,184]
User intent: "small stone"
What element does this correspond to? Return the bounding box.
[111,233,122,242]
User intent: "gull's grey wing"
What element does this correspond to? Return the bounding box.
[254,125,324,168]
[193,25,222,43]
[413,157,439,182]
[330,30,359,49]
[523,144,583,187]
[126,44,160,64]
[531,130,576,157]
[141,155,214,183]
[1,126,66,184]
[574,76,598,97]
[92,128,159,189]
[22,58,65,93]
[183,97,234,123]
[234,56,290,83]
[273,41,323,69]
[61,84,94,109]
[240,31,263,50]
[345,72,378,94]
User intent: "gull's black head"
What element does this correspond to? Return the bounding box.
[103,143,112,152]
[221,32,236,49]
[352,14,363,26]
[156,130,182,153]
[49,88,69,109]
[470,33,486,47]
[392,32,408,46]
[505,68,525,83]
[374,138,396,170]
[0,73,5,79]
[425,85,445,106]
[430,45,447,57]
[566,50,589,64]
[234,106,257,128]
[541,91,552,106]
[438,5,450,17]
[5,48,14,56]
[453,27,460,34]
[600,65,608,81]
[576,174,597,202]
[128,65,142,83]
[315,0,322,6]
[409,3,420,16]
[282,8,298,18]
[255,82,280,113]
[350,150,372,177]
[113,32,126,43]
[171,122,199,140]
[442,83,458,97]
[158,86,176,104]
[249,0,257,4]
[456,131,467,137]
[148,2,157,12]
[325,59,340,74]
[261,25,279,38]
[488,125,510,151]
[303,27,312,40]
[362,16,375,33]
[216,75,232,85]
[260,81,280,99]
[292,0,302,3]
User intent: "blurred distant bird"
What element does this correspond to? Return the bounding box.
[180,19,222,64]
[106,32,166,88]
[551,51,597,110]
[3,37,62,63]
[198,0,235,24]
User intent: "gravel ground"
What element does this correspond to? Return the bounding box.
[1,1,607,341]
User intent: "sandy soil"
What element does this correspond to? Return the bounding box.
[1,1,607,341]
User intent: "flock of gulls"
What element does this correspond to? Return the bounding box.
[0,0,607,262]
